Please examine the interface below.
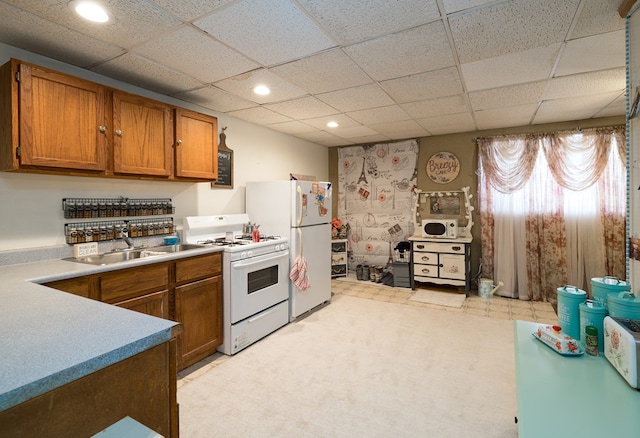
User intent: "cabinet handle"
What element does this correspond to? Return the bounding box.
[176,139,183,146]
[452,246,461,251]
[421,255,431,262]
[421,268,430,274]
[115,129,122,136]
[417,244,424,249]
[98,125,106,133]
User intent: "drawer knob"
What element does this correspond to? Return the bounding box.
[452,246,461,251]
[421,268,430,274]
[417,244,424,249]
[421,256,430,262]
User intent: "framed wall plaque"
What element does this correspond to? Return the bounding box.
[426,151,460,184]
[212,127,234,189]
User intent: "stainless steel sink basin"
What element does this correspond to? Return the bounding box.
[64,244,206,266]
[145,243,206,253]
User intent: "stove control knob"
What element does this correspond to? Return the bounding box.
[247,250,253,257]
[274,244,280,250]
[241,251,247,258]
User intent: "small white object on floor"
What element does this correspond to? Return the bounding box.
[409,290,466,308]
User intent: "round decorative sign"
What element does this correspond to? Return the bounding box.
[426,151,460,184]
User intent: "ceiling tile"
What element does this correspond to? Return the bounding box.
[175,86,257,113]
[227,106,293,125]
[214,68,307,104]
[555,31,625,77]
[295,131,352,146]
[193,0,335,66]
[133,26,259,83]
[0,3,124,68]
[92,53,204,95]
[461,44,561,91]
[442,0,497,14]
[345,22,455,81]
[543,68,626,100]
[534,91,625,124]
[265,96,339,119]
[449,0,580,63]
[267,121,320,135]
[149,0,235,21]
[299,114,361,131]
[330,126,380,139]
[416,112,476,135]
[342,134,392,145]
[297,0,440,45]
[570,0,625,39]
[380,67,464,103]
[593,92,626,117]
[368,120,429,139]
[469,82,546,111]
[474,104,538,130]
[347,105,411,125]
[401,95,469,118]
[2,0,181,49]
[316,83,395,112]
[269,49,372,94]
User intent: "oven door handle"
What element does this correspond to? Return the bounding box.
[231,250,289,269]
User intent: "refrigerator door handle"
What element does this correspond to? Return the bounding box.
[296,185,303,227]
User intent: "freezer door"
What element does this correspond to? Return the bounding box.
[289,223,331,320]
[291,181,332,227]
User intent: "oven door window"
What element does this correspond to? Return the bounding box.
[248,265,278,294]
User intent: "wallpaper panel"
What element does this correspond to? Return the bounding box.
[337,140,418,269]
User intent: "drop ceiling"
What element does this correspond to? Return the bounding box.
[0,0,630,147]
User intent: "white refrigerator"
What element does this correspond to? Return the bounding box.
[246,180,332,321]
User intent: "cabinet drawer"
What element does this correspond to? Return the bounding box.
[413,251,438,264]
[175,252,221,284]
[331,241,347,252]
[413,241,465,255]
[100,263,169,303]
[414,264,438,278]
[45,276,92,298]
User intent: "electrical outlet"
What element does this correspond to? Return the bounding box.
[73,242,99,258]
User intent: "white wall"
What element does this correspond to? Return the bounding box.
[0,43,328,251]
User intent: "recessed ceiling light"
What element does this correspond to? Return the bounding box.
[253,85,271,96]
[326,121,339,128]
[69,1,109,23]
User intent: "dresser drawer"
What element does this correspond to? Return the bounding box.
[413,241,465,255]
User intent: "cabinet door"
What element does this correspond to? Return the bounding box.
[115,290,169,319]
[174,276,222,368]
[439,253,466,280]
[18,62,106,171]
[174,108,218,180]
[113,91,172,177]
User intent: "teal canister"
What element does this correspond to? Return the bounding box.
[607,292,640,320]
[591,277,630,309]
[557,285,587,340]
[579,300,607,352]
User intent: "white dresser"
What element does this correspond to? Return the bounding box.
[409,236,472,295]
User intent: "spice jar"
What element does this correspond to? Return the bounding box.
[585,325,598,356]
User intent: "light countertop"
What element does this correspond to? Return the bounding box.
[0,245,223,412]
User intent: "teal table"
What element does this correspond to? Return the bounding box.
[514,320,640,437]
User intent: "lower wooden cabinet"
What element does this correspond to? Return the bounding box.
[175,276,222,368]
[43,251,223,370]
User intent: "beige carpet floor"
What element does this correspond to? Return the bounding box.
[177,286,536,437]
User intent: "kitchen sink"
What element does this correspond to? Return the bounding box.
[64,244,206,266]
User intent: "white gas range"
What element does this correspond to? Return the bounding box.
[183,214,290,355]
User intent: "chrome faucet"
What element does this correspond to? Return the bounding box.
[121,227,135,249]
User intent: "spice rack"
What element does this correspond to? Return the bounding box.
[63,197,176,244]
[62,197,174,219]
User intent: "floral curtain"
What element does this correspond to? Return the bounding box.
[337,140,418,271]
[477,126,626,303]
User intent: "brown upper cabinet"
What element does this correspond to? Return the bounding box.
[0,59,218,182]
